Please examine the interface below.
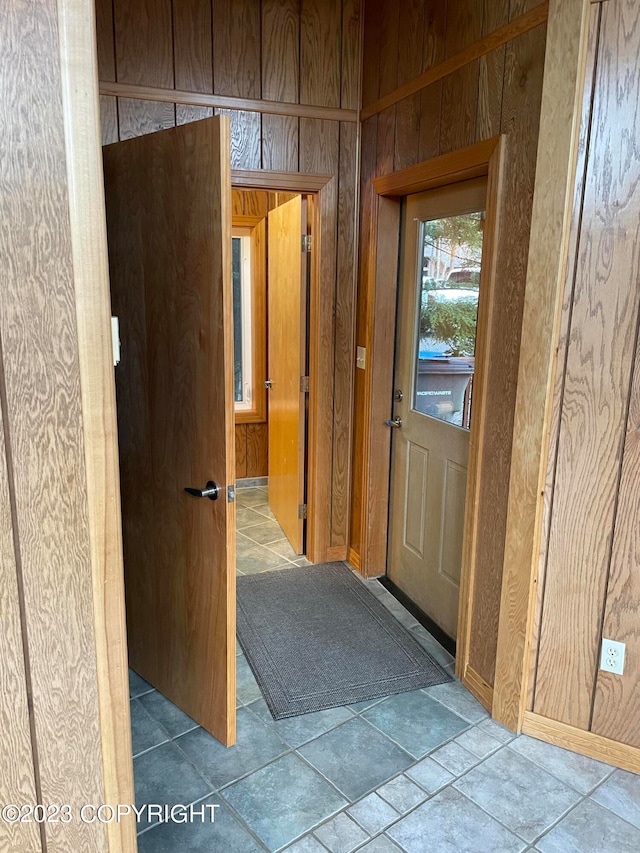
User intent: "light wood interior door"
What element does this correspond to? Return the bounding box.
[388,179,487,640]
[267,196,308,554]
[103,116,236,746]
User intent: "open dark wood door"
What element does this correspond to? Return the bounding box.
[267,196,308,554]
[103,117,236,746]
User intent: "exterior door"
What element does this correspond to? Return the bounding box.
[103,117,236,746]
[267,196,308,554]
[387,178,487,640]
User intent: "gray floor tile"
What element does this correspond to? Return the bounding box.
[388,787,526,853]
[356,838,403,853]
[284,837,329,853]
[238,542,291,574]
[241,520,287,545]
[133,742,212,829]
[454,726,503,759]
[389,607,419,630]
[347,697,386,713]
[266,537,299,561]
[348,792,399,834]
[361,581,389,599]
[294,557,313,567]
[129,669,154,699]
[405,756,454,794]
[137,797,264,852]
[130,699,169,756]
[431,741,477,776]
[363,691,469,758]
[454,748,582,843]
[423,681,489,723]
[138,690,198,739]
[237,532,262,558]
[176,708,287,789]
[477,718,515,744]
[237,655,264,705]
[236,488,269,507]
[508,735,612,794]
[237,505,269,529]
[299,717,414,801]
[223,752,347,852]
[592,769,640,829]
[253,504,278,522]
[248,697,354,748]
[409,626,454,667]
[376,775,427,813]
[260,561,297,573]
[314,813,369,853]
[536,798,640,853]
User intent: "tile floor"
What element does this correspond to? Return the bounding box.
[128,485,640,852]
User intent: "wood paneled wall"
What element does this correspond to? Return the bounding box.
[1,0,134,850]
[532,0,640,750]
[352,0,547,689]
[96,0,361,552]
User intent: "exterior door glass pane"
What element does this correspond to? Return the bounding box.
[413,210,484,429]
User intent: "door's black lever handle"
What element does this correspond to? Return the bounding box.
[184,481,221,501]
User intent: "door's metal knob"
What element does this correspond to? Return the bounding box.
[263,378,273,389]
[385,417,402,428]
[184,481,221,501]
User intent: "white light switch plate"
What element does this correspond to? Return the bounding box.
[111,316,121,367]
[600,638,625,676]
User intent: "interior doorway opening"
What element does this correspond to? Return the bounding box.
[232,187,312,560]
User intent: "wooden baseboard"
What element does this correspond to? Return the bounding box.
[522,711,640,773]
[326,545,348,562]
[347,547,361,571]
[462,665,494,713]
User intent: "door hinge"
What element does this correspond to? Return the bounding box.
[300,375,310,393]
[298,503,307,519]
[302,234,312,253]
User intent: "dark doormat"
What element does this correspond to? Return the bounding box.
[236,563,452,719]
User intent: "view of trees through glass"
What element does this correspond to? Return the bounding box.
[413,211,484,429]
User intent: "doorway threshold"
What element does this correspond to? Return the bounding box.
[236,476,268,489]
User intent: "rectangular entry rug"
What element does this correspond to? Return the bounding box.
[236,563,452,719]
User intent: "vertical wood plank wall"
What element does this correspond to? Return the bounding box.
[0,408,40,853]
[531,0,640,749]
[96,0,361,552]
[1,0,131,850]
[352,0,546,689]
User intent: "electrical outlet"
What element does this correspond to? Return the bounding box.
[600,638,626,676]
